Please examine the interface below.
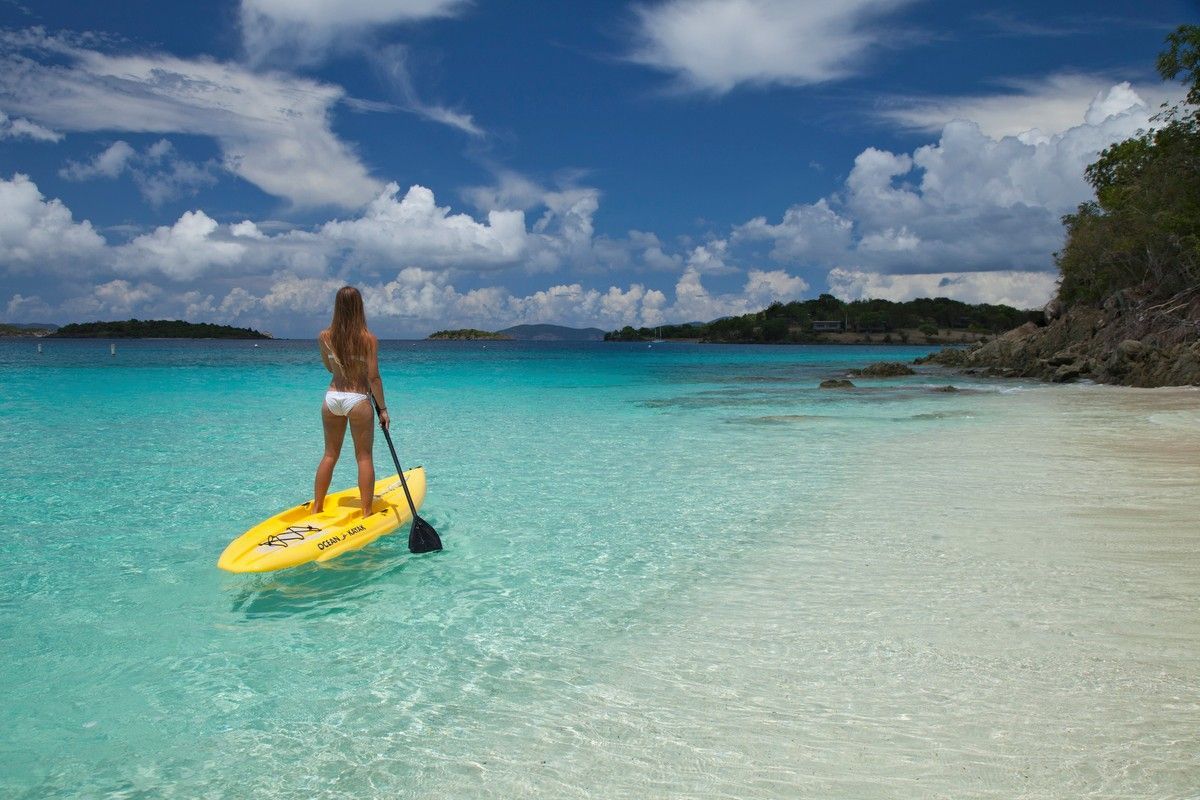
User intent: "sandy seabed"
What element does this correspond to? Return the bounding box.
[423,384,1200,799]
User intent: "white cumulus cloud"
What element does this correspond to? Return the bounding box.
[735,198,854,264]
[827,267,1057,309]
[879,73,1180,139]
[744,269,809,304]
[738,81,1159,286]
[320,183,529,269]
[116,210,247,281]
[669,266,805,322]
[0,173,106,273]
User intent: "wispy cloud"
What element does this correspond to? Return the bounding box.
[628,0,920,94]
[974,11,1180,38]
[240,0,470,66]
[0,29,381,208]
[60,139,219,206]
[0,109,61,141]
[367,44,484,137]
[972,11,1089,38]
[60,141,136,180]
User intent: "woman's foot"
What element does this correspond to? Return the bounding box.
[361,495,378,518]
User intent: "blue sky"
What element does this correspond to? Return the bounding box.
[0,0,1195,336]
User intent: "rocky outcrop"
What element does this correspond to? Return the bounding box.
[852,361,916,377]
[819,379,855,389]
[916,286,1200,387]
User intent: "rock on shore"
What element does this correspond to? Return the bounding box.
[916,288,1200,387]
[851,361,915,378]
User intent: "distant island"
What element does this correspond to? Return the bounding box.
[48,319,271,339]
[499,324,605,341]
[428,328,512,340]
[428,324,606,341]
[0,322,58,337]
[606,296,1037,345]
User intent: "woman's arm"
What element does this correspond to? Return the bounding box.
[367,334,389,429]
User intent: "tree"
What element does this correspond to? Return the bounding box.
[1158,24,1200,106]
[1057,24,1200,305]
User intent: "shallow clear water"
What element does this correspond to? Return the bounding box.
[1,339,1197,798]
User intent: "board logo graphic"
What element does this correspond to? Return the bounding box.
[258,525,321,549]
[317,523,367,551]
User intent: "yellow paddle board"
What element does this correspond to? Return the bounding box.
[217,468,426,573]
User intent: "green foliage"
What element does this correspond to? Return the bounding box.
[1057,24,1200,305]
[1158,24,1200,106]
[605,296,1036,343]
[49,319,270,338]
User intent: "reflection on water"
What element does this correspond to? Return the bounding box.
[226,514,451,620]
[228,545,409,620]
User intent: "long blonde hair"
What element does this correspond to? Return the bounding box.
[325,286,372,387]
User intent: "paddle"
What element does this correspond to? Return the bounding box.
[370,394,442,554]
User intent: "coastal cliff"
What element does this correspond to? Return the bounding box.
[918,288,1200,386]
[920,26,1200,388]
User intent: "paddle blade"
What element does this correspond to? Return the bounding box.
[408,515,443,554]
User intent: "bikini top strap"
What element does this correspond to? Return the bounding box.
[322,331,344,366]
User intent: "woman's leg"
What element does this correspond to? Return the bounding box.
[313,401,347,512]
[347,399,376,518]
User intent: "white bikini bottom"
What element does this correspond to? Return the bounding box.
[325,390,369,416]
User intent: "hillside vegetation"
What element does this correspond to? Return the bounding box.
[0,323,56,336]
[607,295,1037,344]
[923,25,1200,386]
[428,329,512,340]
[1056,25,1200,308]
[49,319,270,339]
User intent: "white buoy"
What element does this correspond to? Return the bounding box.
[110,343,116,356]
[37,343,42,354]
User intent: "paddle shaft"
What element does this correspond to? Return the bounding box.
[370,394,420,519]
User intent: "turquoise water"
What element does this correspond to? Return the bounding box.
[2,339,1198,798]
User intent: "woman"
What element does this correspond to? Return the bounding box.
[313,286,389,519]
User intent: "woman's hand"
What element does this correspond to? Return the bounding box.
[378,407,391,430]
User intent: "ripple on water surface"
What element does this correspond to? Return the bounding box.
[1,341,1197,798]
